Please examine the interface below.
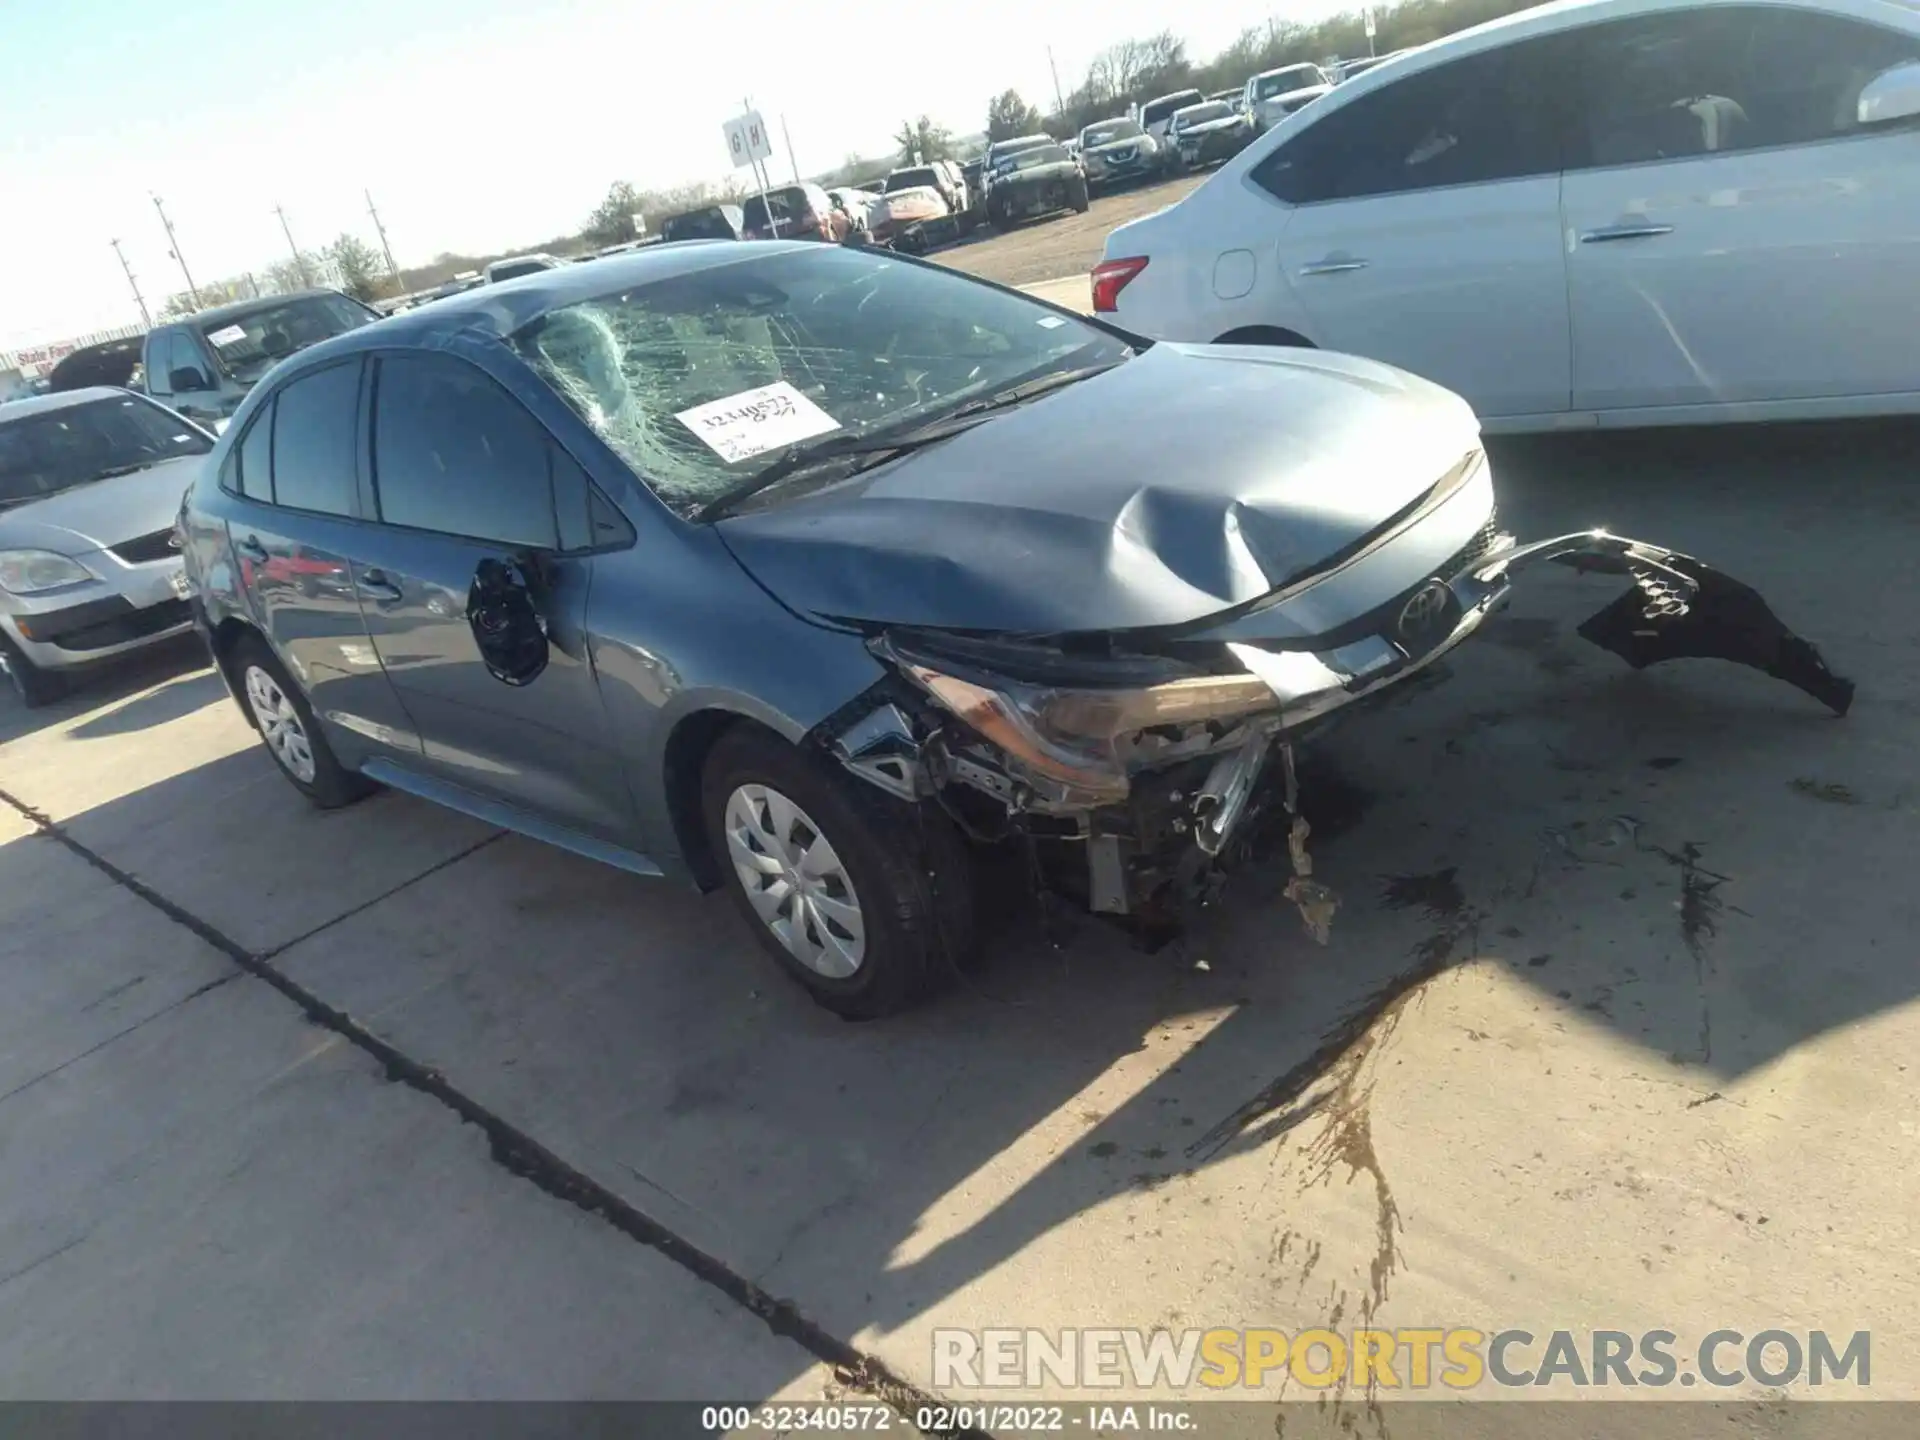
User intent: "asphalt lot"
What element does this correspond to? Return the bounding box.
[3,410,1917,1412]
[929,173,1207,289]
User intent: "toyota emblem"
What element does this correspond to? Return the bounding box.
[1396,580,1453,647]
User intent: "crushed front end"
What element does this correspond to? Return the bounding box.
[813,454,1853,942]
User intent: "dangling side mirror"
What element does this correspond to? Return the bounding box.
[466,555,550,686]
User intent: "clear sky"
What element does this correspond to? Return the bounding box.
[0,0,1343,350]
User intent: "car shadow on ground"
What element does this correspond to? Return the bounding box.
[10,418,1915,1391]
[0,635,212,747]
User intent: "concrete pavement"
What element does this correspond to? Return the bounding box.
[0,419,1915,1412]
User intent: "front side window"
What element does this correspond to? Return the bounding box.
[268,360,362,516]
[1252,36,1568,204]
[371,354,557,549]
[511,245,1131,520]
[0,395,213,506]
[200,295,378,386]
[1576,6,1920,168]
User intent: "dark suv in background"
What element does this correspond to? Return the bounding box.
[142,290,380,432]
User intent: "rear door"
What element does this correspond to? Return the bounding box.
[1251,33,1576,422]
[348,350,635,842]
[225,357,417,752]
[1561,3,1920,413]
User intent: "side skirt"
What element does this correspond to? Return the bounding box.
[360,758,665,879]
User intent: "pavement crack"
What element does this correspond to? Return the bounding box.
[0,972,239,1110]
[0,782,977,1435]
[0,1233,90,1293]
[256,829,509,961]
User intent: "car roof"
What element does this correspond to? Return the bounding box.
[0,385,134,421]
[164,291,344,330]
[990,134,1053,152]
[263,241,830,363]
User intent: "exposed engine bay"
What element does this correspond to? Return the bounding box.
[813,529,1855,941]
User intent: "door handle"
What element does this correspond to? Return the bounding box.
[1299,257,1369,276]
[356,569,403,602]
[1580,223,1674,244]
[235,534,269,562]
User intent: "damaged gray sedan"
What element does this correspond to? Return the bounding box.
[179,241,1852,1018]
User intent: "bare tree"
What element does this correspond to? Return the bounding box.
[327,233,385,300]
[986,89,1046,143]
[892,116,955,164]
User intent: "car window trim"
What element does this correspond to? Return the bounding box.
[364,349,635,557]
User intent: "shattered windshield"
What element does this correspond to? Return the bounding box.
[1006,144,1071,169]
[1175,103,1234,128]
[0,395,211,506]
[511,246,1129,520]
[1257,66,1325,98]
[198,295,377,384]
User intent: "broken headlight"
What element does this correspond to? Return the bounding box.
[898,661,1276,801]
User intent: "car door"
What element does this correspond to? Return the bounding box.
[225,357,419,754]
[1561,4,1920,413]
[349,349,635,843]
[1249,33,1575,421]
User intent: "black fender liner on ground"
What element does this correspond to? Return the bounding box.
[1481,532,1855,717]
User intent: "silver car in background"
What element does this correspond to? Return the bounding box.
[0,388,210,707]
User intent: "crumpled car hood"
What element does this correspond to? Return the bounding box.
[0,454,204,555]
[716,343,1480,635]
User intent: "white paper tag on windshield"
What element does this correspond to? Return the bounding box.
[675,381,840,464]
[1035,316,1067,329]
[206,324,248,347]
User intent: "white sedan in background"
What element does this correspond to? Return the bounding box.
[1096,0,1920,431]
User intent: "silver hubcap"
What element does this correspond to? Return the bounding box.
[244,664,317,785]
[724,783,866,978]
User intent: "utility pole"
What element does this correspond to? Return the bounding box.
[781,114,801,186]
[150,194,200,309]
[1047,46,1067,119]
[110,239,152,328]
[365,189,402,283]
[273,204,312,288]
[743,95,775,236]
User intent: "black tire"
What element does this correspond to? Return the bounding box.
[1071,180,1090,214]
[702,725,975,1020]
[229,632,375,809]
[0,632,67,709]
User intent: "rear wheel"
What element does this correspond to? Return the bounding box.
[232,633,375,809]
[702,726,973,1020]
[0,633,66,709]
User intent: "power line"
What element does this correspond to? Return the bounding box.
[150,194,200,309]
[110,239,152,328]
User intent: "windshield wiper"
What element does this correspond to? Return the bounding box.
[88,463,153,482]
[928,360,1127,428]
[694,424,984,523]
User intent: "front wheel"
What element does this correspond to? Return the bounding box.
[0,632,66,709]
[232,633,375,808]
[1071,181,1090,214]
[702,726,974,1020]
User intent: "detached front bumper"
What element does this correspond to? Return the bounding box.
[829,528,1852,931]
